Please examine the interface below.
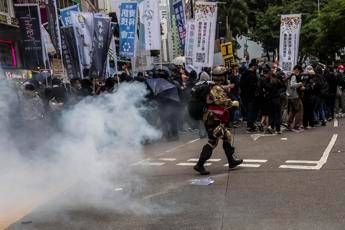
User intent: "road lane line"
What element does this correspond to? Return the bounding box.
[187,158,221,162]
[188,138,201,144]
[141,162,166,166]
[224,163,261,168]
[280,134,338,170]
[165,138,201,153]
[285,160,318,164]
[334,119,339,127]
[315,134,338,169]
[177,162,211,166]
[159,158,176,161]
[279,165,318,170]
[243,159,268,163]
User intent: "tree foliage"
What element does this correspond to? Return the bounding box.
[217,0,250,38]
[247,0,345,62]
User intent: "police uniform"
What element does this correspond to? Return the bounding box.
[194,66,243,175]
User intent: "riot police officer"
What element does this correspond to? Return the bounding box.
[194,66,243,175]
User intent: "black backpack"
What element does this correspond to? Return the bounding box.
[188,81,210,120]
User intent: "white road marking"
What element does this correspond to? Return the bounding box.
[188,138,201,144]
[280,134,338,170]
[177,162,212,166]
[334,119,339,127]
[141,162,166,166]
[187,158,221,162]
[165,138,201,153]
[132,160,166,166]
[243,159,268,163]
[285,160,318,164]
[224,163,261,168]
[279,165,318,170]
[159,158,176,161]
[251,134,277,141]
[315,134,338,169]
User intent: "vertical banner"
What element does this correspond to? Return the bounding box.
[71,12,94,77]
[119,2,138,57]
[184,20,196,67]
[171,14,183,58]
[221,42,235,67]
[89,15,112,78]
[139,0,161,51]
[172,0,186,52]
[41,26,56,55]
[193,2,218,69]
[279,14,302,73]
[59,4,80,27]
[47,0,61,54]
[14,4,45,69]
[106,34,118,78]
[60,26,82,79]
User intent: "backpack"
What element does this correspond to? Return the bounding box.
[188,81,210,120]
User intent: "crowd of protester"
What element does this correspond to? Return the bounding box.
[8,60,345,142]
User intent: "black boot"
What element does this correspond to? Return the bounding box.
[223,142,243,169]
[194,144,213,175]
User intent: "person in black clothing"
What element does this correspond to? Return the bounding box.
[267,69,285,133]
[240,59,259,132]
[228,65,241,125]
[257,68,271,132]
[313,66,328,126]
[302,66,317,128]
[325,67,338,120]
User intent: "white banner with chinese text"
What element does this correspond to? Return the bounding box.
[192,2,217,69]
[139,0,161,51]
[279,14,302,73]
[184,20,196,68]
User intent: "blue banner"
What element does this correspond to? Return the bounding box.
[119,2,138,57]
[59,4,79,26]
[172,0,186,52]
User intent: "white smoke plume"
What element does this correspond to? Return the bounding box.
[0,77,161,227]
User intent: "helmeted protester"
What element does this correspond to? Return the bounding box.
[194,66,243,175]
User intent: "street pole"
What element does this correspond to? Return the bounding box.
[318,0,320,15]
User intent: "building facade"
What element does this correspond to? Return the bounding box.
[0,0,20,68]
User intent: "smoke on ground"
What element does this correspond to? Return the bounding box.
[0,78,161,225]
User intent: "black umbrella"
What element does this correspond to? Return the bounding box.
[145,78,180,102]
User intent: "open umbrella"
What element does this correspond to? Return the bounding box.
[172,56,186,66]
[145,78,180,102]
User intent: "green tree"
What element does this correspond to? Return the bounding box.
[248,0,328,61]
[317,0,345,61]
[217,0,250,39]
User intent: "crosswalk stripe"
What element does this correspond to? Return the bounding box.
[243,159,268,163]
[177,163,212,166]
[285,160,318,164]
[159,158,177,161]
[187,158,221,162]
[224,163,261,168]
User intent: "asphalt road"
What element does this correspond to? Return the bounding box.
[5,118,345,230]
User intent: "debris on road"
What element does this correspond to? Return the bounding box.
[190,177,215,186]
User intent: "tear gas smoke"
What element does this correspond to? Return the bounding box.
[0,76,161,226]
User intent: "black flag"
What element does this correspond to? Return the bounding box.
[89,15,112,79]
[15,4,45,69]
[60,26,82,79]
